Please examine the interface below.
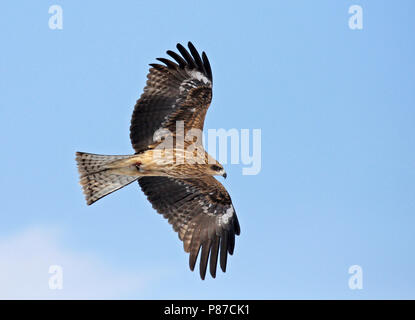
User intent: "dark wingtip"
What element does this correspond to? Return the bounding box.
[176,43,196,69]
[202,51,212,81]
[166,50,187,68]
[234,214,241,236]
[149,63,163,70]
[187,42,204,73]
[159,42,213,81]
[219,230,229,273]
[189,244,200,272]
[189,256,196,271]
[156,57,178,69]
[199,240,211,280]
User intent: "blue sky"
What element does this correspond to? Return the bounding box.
[0,0,414,299]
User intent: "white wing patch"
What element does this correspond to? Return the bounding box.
[179,70,211,95]
[188,70,211,85]
[218,205,234,226]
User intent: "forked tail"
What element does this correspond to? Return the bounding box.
[75,152,138,205]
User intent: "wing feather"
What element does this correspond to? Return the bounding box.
[209,236,220,278]
[138,175,240,279]
[200,238,212,280]
[176,43,197,69]
[130,42,213,153]
[220,230,229,272]
[166,50,187,68]
[202,52,212,81]
[156,57,179,69]
[188,42,205,73]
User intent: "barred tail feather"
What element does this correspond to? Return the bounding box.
[75,152,138,205]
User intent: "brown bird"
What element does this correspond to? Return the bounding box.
[75,42,240,279]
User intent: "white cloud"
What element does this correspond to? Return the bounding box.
[0,226,150,299]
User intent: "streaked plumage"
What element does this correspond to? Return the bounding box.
[75,42,240,279]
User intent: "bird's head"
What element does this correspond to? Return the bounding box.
[208,163,227,179]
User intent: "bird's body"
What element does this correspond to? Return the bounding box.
[77,147,221,179]
[76,42,240,279]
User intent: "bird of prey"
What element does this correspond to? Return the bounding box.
[75,42,240,280]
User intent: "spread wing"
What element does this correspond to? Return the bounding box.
[130,42,213,153]
[138,176,240,279]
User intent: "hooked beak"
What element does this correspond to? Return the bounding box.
[222,172,227,179]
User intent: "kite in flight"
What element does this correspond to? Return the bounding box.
[75,42,240,279]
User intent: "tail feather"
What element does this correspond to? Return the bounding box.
[75,152,138,205]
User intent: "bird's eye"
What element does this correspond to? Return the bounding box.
[211,165,222,171]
